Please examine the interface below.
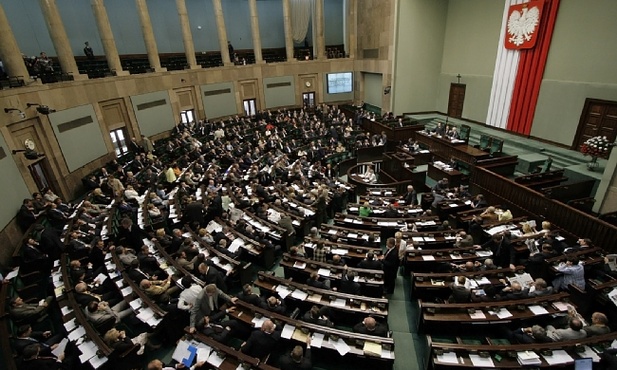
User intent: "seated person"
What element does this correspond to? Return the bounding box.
[358,252,382,270]
[306,272,330,290]
[454,231,474,248]
[448,276,471,303]
[353,316,388,337]
[13,324,65,356]
[240,319,281,359]
[139,276,180,305]
[361,168,377,183]
[115,246,137,266]
[552,257,585,292]
[19,343,68,370]
[546,318,586,341]
[339,270,361,295]
[74,282,121,307]
[525,278,553,297]
[584,312,611,337]
[196,314,236,343]
[328,254,347,267]
[302,305,333,327]
[279,337,312,370]
[358,202,372,217]
[261,296,287,315]
[498,281,528,300]
[9,296,53,323]
[85,300,133,327]
[236,284,262,306]
[509,325,554,344]
[480,206,499,222]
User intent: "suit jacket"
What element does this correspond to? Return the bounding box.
[14,332,54,356]
[10,303,47,321]
[353,322,388,337]
[279,348,312,370]
[190,287,232,328]
[403,191,419,206]
[75,291,101,307]
[241,328,281,359]
[382,247,400,271]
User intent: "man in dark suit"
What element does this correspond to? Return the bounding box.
[279,337,312,370]
[240,319,281,359]
[14,325,64,356]
[353,316,388,337]
[358,252,382,270]
[184,197,205,228]
[401,185,418,206]
[339,270,361,295]
[382,237,399,294]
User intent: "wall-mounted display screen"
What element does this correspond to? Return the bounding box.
[327,72,353,94]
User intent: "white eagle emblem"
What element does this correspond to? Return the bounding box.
[507,6,540,46]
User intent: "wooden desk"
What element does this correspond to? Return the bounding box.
[254,271,388,325]
[280,253,384,298]
[419,292,570,326]
[428,332,617,369]
[228,300,395,366]
[414,131,490,164]
[189,329,278,370]
[428,163,463,188]
[320,224,381,248]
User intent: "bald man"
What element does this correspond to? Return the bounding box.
[240,319,281,359]
[353,316,388,337]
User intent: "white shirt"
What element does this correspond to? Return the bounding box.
[177,285,202,311]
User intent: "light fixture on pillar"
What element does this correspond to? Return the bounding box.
[27,103,56,115]
[456,74,462,84]
[4,107,25,119]
[384,86,391,95]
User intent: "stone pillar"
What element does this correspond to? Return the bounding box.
[281,0,294,62]
[314,0,325,59]
[248,0,263,64]
[347,0,357,58]
[91,0,128,76]
[135,0,165,72]
[0,4,31,80]
[176,0,199,69]
[212,0,231,66]
[39,0,86,79]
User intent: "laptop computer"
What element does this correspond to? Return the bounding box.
[574,358,593,370]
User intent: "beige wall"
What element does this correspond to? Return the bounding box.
[531,0,617,146]
[392,0,448,115]
[436,0,502,121]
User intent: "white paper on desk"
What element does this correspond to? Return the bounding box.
[281,324,295,339]
[328,229,337,235]
[353,220,363,224]
[291,289,309,301]
[207,350,225,367]
[436,352,459,364]
[612,339,617,349]
[61,305,72,316]
[52,272,62,283]
[78,340,98,362]
[94,273,107,284]
[129,298,143,311]
[228,238,244,253]
[317,268,331,277]
[275,285,293,299]
[147,316,162,327]
[579,346,601,362]
[469,311,486,319]
[329,338,351,356]
[347,233,358,239]
[496,308,513,319]
[332,298,347,307]
[194,346,211,363]
[475,250,493,257]
[412,237,424,242]
[474,277,491,285]
[469,354,494,367]
[424,237,436,242]
[115,279,124,288]
[528,305,549,315]
[450,254,462,260]
[63,318,77,332]
[121,286,133,296]
[136,307,155,322]
[344,218,354,223]
[552,301,570,311]
[311,332,324,348]
[361,234,370,240]
[330,248,348,255]
[293,261,306,269]
[542,349,574,365]
[68,326,86,341]
[51,338,69,357]
[89,355,108,369]
[252,316,267,328]
[422,255,435,261]
[381,348,395,359]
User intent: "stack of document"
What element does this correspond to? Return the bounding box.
[517,351,541,366]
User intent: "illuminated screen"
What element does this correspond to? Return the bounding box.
[327,72,353,94]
